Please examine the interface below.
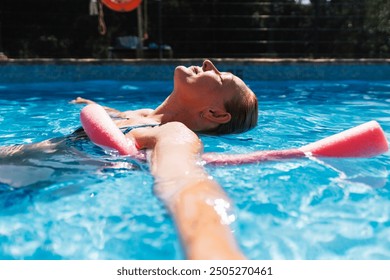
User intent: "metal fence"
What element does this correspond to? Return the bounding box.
[0,0,388,59]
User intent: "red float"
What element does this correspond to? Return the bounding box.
[101,0,142,12]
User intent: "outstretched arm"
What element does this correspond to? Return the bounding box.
[131,122,245,260]
[71,97,130,119]
[71,97,154,120]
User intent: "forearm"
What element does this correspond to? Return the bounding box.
[169,179,245,260]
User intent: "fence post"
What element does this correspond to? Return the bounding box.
[0,2,5,59]
[313,0,320,58]
[157,0,163,59]
[137,5,144,58]
[0,21,6,59]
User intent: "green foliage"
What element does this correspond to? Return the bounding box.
[363,0,390,57]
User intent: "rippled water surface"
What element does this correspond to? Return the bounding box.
[0,79,389,259]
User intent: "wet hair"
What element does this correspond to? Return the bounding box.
[206,85,258,135]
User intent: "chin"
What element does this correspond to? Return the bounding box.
[175,65,192,76]
[174,66,193,86]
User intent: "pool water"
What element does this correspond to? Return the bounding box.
[0,79,389,260]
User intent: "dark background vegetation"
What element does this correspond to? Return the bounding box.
[1,0,389,58]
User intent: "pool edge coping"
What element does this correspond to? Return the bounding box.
[1,58,390,82]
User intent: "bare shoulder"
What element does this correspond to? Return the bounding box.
[156,122,196,138]
[124,108,154,117]
[130,122,192,138]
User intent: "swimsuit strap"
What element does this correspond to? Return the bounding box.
[69,123,160,140]
[120,123,160,135]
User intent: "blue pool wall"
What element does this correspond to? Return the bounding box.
[0,59,390,83]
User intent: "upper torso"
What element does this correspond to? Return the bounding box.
[111,109,159,129]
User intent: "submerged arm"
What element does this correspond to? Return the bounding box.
[131,122,245,260]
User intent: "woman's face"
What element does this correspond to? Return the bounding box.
[172,60,257,133]
[173,60,237,109]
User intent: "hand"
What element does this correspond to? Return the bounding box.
[70,97,95,104]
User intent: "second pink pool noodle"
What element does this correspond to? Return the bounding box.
[203,120,388,165]
[80,104,139,156]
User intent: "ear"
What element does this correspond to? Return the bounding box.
[202,108,231,124]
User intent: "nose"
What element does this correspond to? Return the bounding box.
[202,60,221,75]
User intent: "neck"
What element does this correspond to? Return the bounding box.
[151,92,200,130]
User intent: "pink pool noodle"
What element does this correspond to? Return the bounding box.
[202,149,305,165]
[80,104,138,156]
[203,120,388,165]
[79,105,388,165]
[299,120,388,157]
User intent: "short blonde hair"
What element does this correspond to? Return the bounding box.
[207,84,258,135]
